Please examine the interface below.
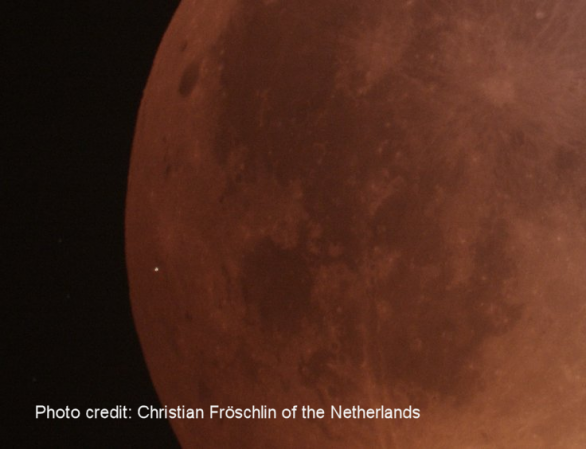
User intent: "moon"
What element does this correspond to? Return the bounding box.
[126,0,586,447]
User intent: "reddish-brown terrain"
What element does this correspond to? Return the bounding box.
[126,1,586,447]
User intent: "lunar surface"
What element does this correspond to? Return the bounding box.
[126,0,586,447]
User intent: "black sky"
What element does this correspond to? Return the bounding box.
[6,1,181,446]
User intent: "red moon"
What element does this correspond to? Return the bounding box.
[126,0,586,447]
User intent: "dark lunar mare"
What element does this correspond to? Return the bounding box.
[205,0,523,406]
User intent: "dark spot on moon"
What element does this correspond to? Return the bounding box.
[241,238,313,334]
[213,0,354,168]
[178,60,201,97]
